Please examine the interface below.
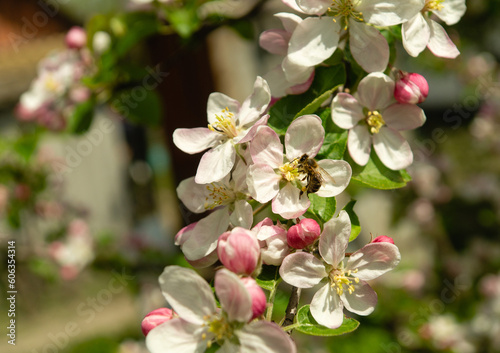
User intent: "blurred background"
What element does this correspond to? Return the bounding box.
[0,0,499,352]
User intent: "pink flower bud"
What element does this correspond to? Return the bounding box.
[394,72,429,104]
[218,227,260,276]
[240,277,267,320]
[65,27,87,49]
[141,308,174,336]
[287,218,321,249]
[372,235,395,244]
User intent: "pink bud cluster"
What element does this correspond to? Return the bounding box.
[394,72,429,104]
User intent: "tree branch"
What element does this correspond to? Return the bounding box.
[282,286,301,330]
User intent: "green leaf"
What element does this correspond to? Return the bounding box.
[114,12,161,57]
[13,131,40,162]
[307,194,336,224]
[111,88,162,126]
[166,5,201,38]
[256,265,280,291]
[317,108,348,161]
[343,200,361,241]
[67,97,96,134]
[295,305,359,336]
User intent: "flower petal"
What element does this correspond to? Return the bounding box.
[237,321,297,353]
[247,164,281,203]
[146,319,207,353]
[340,280,377,316]
[434,0,466,26]
[356,72,395,111]
[195,141,235,184]
[281,0,307,14]
[383,103,426,131]
[215,269,253,323]
[207,92,241,125]
[296,0,331,15]
[331,93,365,129]
[272,182,310,219]
[319,210,351,266]
[259,29,290,56]
[427,19,460,59]
[275,12,303,33]
[239,76,271,127]
[346,243,401,281]
[402,13,430,57]
[315,159,352,197]
[358,0,424,26]
[173,128,222,154]
[280,252,327,288]
[250,126,283,167]
[264,65,290,98]
[310,283,344,329]
[237,114,270,144]
[158,266,216,324]
[176,177,210,213]
[288,17,340,67]
[373,127,413,170]
[285,114,324,161]
[348,125,372,166]
[230,200,253,229]
[282,56,315,85]
[349,20,389,73]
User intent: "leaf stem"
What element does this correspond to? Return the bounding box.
[282,323,300,332]
[253,202,269,216]
[265,269,282,321]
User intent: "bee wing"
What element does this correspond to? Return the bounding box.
[316,166,336,185]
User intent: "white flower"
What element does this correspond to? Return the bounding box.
[331,72,426,170]
[280,211,401,328]
[402,0,467,58]
[146,266,297,353]
[173,76,271,184]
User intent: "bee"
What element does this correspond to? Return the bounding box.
[293,154,336,196]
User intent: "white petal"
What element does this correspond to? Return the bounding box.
[427,19,460,59]
[346,243,401,281]
[263,65,290,98]
[181,209,230,261]
[280,252,327,288]
[434,0,466,26]
[218,341,240,353]
[238,321,297,353]
[358,0,424,26]
[373,127,413,170]
[215,269,253,323]
[237,114,270,144]
[239,76,271,127]
[288,17,340,67]
[315,159,352,197]
[195,141,235,184]
[146,319,207,353]
[250,126,283,167]
[331,93,364,129]
[230,200,253,229]
[383,103,426,131]
[275,12,303,33]
[176,177,209,213]
[281,0,307,14]
[319,210,351,266]
[158,266,216,324]
[207,92,241,125]
[296,0,331,15]
[173,128,222,154]
[356,72,395,111]
[348,125,372,166]
[259,29,290,56]
[272,182,310,219]
[285,114,324,161]
[247,164,281,203]
[282,56,315,85]
[349,21,389,73]
[340,280,377,316]
[310,283,344,329]
[402,13,430,57]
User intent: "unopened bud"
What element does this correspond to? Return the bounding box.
[218,228,260,276]
[394,72,429,104]
[240,277,266,320]
[372,235,395,244]
[65,27,87,49]
[141,308,174,336]
[287,218,321,249]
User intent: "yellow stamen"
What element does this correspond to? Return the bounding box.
[366,111,385,134]
[208,107,238,138]
[204,183,234,210]
[327,0,364,30]
[329,266,359,296]
[423,0,445,12]
[279,161,300,182]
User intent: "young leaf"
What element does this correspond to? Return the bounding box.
[343,200,361,241]
[317,108,348,161]
[307,194,336,224]
[295,305,359,336]
[256,265,280,291]
[111,89,162,126]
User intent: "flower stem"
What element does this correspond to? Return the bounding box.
[282,323,300,332]
[265,269,282,322]
[253,202,269,216]
[282,286,301,330]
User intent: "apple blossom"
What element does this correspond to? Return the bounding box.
[372,235,395,244]
[280,211,401,329]
[247,115,351,219]
[241,277,267,320]
[146,266,296,353]
[394,71,429,104]
[174,223,220,268]
[173,76,271,184]
[66,26,87,49]
[217,227,260,276]
[253,218,290,266]
[331,72,426,170]
[142,308,175,336]
[287,218,321,249]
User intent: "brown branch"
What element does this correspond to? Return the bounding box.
[283,286,301,330]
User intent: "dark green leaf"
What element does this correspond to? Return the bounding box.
[317,108,348,161]
[67,97,96,134]
[343,200,361,242]
[111,88,162,126]
[166,6,201,38]
[114,12,161,57]
[295,305,359,336]
[307,194,336,224]
[256,265,280,291]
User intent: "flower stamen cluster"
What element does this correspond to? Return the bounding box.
[328,265,360,295]
[202,314,234,347]
[278,161,300,182]
[366,110,385,134]
[327,0,363,29]
[204,183,234,209]
[423,0,444,13]
[208,107,238,138]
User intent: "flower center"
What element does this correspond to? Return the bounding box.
[279,161,300,182]
[202,314,234,348]
[423,0,444,12]
[204,183,235,209]
[366,111,385,134]
[208,107,238,138]
[327,0,363,29]
[328,266,359,296]
[44,74,61,93]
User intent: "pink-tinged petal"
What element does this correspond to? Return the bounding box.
[280,252,327,288]
[348,125,372,166]
[296,0,331,15]
[255,224,286,241]
[181,209,230,261]
[142,308,174,336]
[240,277,267,319]
[264,65,293,98]
[272,183,310,219]
[281,0,306,14]
[247,164,281,203]
[346,242,401,281]
[230,200,253,229]
[357,72,396,111]
[340,280,377,316]
[373,127,413,170]
[260,229,290,266]
[427,19,460,59]
[402,13,430,57]
[231,158,248,191]
[237,114,270,144]
[285,114,324,161]
[146,319,207,353]
[175,223,197,246]
[383,104,426,131]
[331,93,364,129]
[434,0,466,26]
[310,283,344,329]
[357,0,424,26]
[315,159,352,197]
[288,17,340,67]
[176,177,209,214]
[259,29,290,56]
[158,266,216,324]
[207,92,241,125]
[173,128,222,154]
[319,210,351,266]
[215,269,253,323]
[275,12,302,33]
[250,126,283,166]
[195,141,235,184]
[287,70,315,95]
[186,249,219,269]
[282,56,315,85]
[349,21,389,73]
[239,76,271,127]
[237,321,297,353]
